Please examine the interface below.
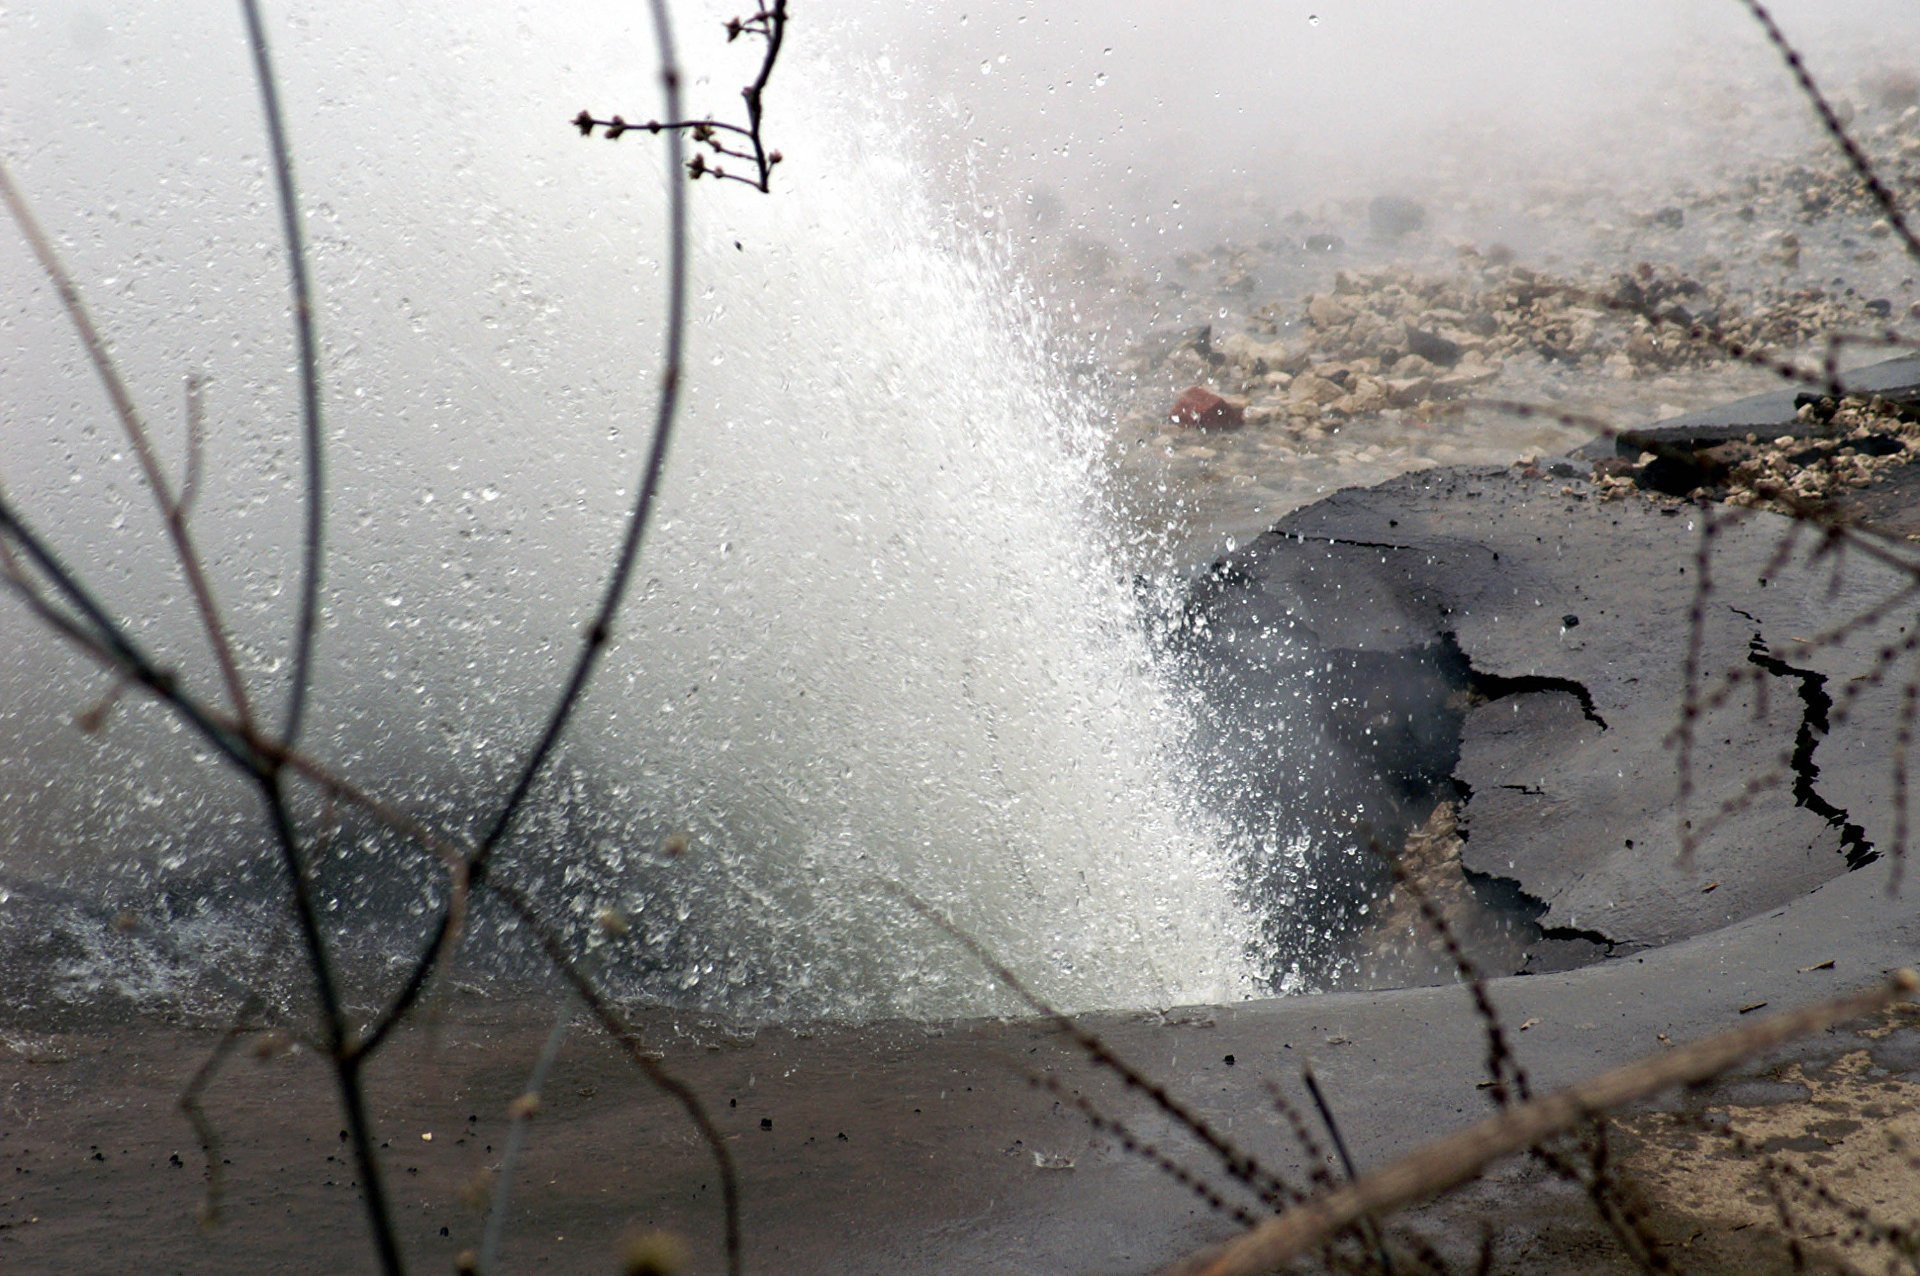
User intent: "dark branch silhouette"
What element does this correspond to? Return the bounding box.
[573,3,788,192]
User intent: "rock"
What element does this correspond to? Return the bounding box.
[1168,385,1245,429]
[1385,375,1434,406]
[1368,194,1427,239]
[1340,377,1390,415]
[1346,311,1384,351]
[1215,331,1289,375]
[1406,326,1463,368]
[1637,447,1729,496]
[1430,362,1500,397]
[1866,67,1920,111]
[1306,294,1356,328]
[1376,321,1411,361]
[1288,373,1346,408]
[1648,206,1685,230]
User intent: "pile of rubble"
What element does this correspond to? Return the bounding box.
[1137,253,1884,436]
[1589,393,1920,517]
[1702,100,1920,235]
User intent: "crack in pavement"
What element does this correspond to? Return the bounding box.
[1466,665,1611,731]
[1744,634,1879,871]
[1536,919,1618,951]
[1453,760,1627,957]
[1440,651,1625,954]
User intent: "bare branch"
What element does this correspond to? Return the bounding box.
[895,885,1305,1212]
[1027,1070,1262,1229]
[1738,0,1920,264]
[1301,1064,1393,1275]
[176,372,208,521]
[366,0,722,1062]
[258,777,403,1275]
[1159,972,1919,1276]
[576,1,788,193]
[237,0,327,751]
[0,484,254,770]
[490,877,742,1275]
[477,1009,572,1273]
[0,160,258,732]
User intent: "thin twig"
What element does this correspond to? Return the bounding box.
[480,0,694,865]
[237,0,326,751]
[1028,1071,1262,1229]
[574,2,788,193]
[1738,0,1920,264]
[178,923,294,1230]
[1382,847,1531,1108]
[478,1008,572,1273]
[179,1018,259,1229]
[1159,972,1919,1276]
[366,0,714,1062]
[896,885,1303,1211]
[1677,509,1720,860]
[178,372,207,520]
[1302,1064,1393,1275]
[0,512,472,893]
[1260,1080,1331,1196]
[259,778,403,1275]
[0,486,253,770]
[0,160,258,732]
[489,877,741,1275]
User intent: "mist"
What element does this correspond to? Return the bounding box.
[2,1,1917,1020]
[836,1,1920,256]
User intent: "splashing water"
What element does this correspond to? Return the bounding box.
[0,2,1265,1023]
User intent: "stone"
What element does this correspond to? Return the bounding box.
[1376,321,1411,361]
[1306,294,1356,328]
[1867,68,1920,111]
[1430,362,1500,397]
[1288,374,1346,407]
[1168,385,1245,429]
[1215,331,1289,375]
[1384,376,1434,406]
[1339,378,1389,415]
[1368,193,1427,238]
[1406,326,1463,368]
